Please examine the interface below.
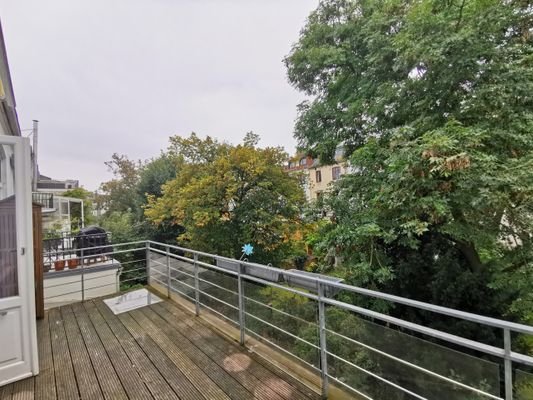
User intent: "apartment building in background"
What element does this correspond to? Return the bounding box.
[285,145,349,201]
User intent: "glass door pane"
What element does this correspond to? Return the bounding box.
[0,143,18,298]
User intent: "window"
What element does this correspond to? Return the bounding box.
[315,170,322,183]
[299,158,307,166]
[332,166,341,180]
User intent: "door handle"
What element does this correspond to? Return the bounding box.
[20,247,25,256]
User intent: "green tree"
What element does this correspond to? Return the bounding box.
[286,0,533,323]
[145,133,307,264]
[136,153,183,243]
[100,153,141,213]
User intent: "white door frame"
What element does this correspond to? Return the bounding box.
[0,135,38,385]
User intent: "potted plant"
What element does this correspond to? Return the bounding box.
[54,259,66,271]
[68,258,79,269]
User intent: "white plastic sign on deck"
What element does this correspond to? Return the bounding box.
[103,288,162,315]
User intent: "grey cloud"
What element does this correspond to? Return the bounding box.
[0,0,318,190]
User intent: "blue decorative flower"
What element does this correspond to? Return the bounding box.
[242,243,254,256]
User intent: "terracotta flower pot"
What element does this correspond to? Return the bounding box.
[68,258,79,269]
[54,260,66,271]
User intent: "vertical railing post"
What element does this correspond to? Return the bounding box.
[194,254,200,316]
[237,262,246,345]
[504,328,513,400]
[80,248,85,302]
[146,242,151,285]
[166,245,171,298]
[318,282,329,399]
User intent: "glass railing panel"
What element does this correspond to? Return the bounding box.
[325,307,500,399]
[516,368,533,400]
[243,279,320,369]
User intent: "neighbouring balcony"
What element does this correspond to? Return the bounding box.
[32,192,54,210]
[9,240,533,399]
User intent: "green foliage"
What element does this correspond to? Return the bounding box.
[145,133,307,264]
[286,0,533,327]
[100,153,142,213]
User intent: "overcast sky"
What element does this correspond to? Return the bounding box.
[0,0,317,190]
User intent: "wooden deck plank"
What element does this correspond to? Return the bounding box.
[156,301,320,400]
[34,314,56,400]
[127,308,234,400]
[125,307,251,400]
[48,308,79,400]
[94,301,206,400]
[83,301,178,400]
[136,306,286,400]
[2,295,317,400]
[76,302,153,400]
[60,306,104,400]
[0,383,13,400]
[11,377,34,400]
[71,303,128,400]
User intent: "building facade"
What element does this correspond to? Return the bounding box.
[285,147,349,201]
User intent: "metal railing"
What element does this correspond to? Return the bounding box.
[43,240,147,308]
[144,240,533,400]
[42,238,533,399]
[32,192,54,208]
[43,231,112,268]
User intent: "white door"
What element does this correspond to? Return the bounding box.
[0,136,38,386]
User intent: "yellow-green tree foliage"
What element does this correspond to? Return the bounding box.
[145,133,306,264]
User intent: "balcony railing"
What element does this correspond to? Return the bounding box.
[43,239,533,399]
[32,192,54,209]
[43,231,112,269]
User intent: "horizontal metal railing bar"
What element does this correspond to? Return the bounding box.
[84,282,118,292]
[44,279,84,289]
[323,297,506,359]
[326,351,429,400]
[149,247,205,267]
[45,240,146,255]
[198,290,239,310]
[151,275,173,289]
[198,301,239,326]
[196,259,240,276]
[326,374,373,400]
[244,295,319,328]
[242,274,319,301]
[120,266,148,274]
[45,271,120,288]
[169,276,195,291]
[244,327,321,372]
[325,329,501,399]
[510,351,533,368]
[169,266,195,280]
[117,259,145,266]
[45,246,146,260]
[120,275,148,284]
[244,311,320,350]
[45,288,86,300]
[197,277,238,296]
[148,240,533,336]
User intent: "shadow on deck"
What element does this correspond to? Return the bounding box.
[1,293,321,400]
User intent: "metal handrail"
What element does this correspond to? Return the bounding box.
[42,239,533,399]
[146,240,533,400]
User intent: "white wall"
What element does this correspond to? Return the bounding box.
[44,263,121,309]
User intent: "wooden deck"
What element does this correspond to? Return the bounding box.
[1,295,320,400]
